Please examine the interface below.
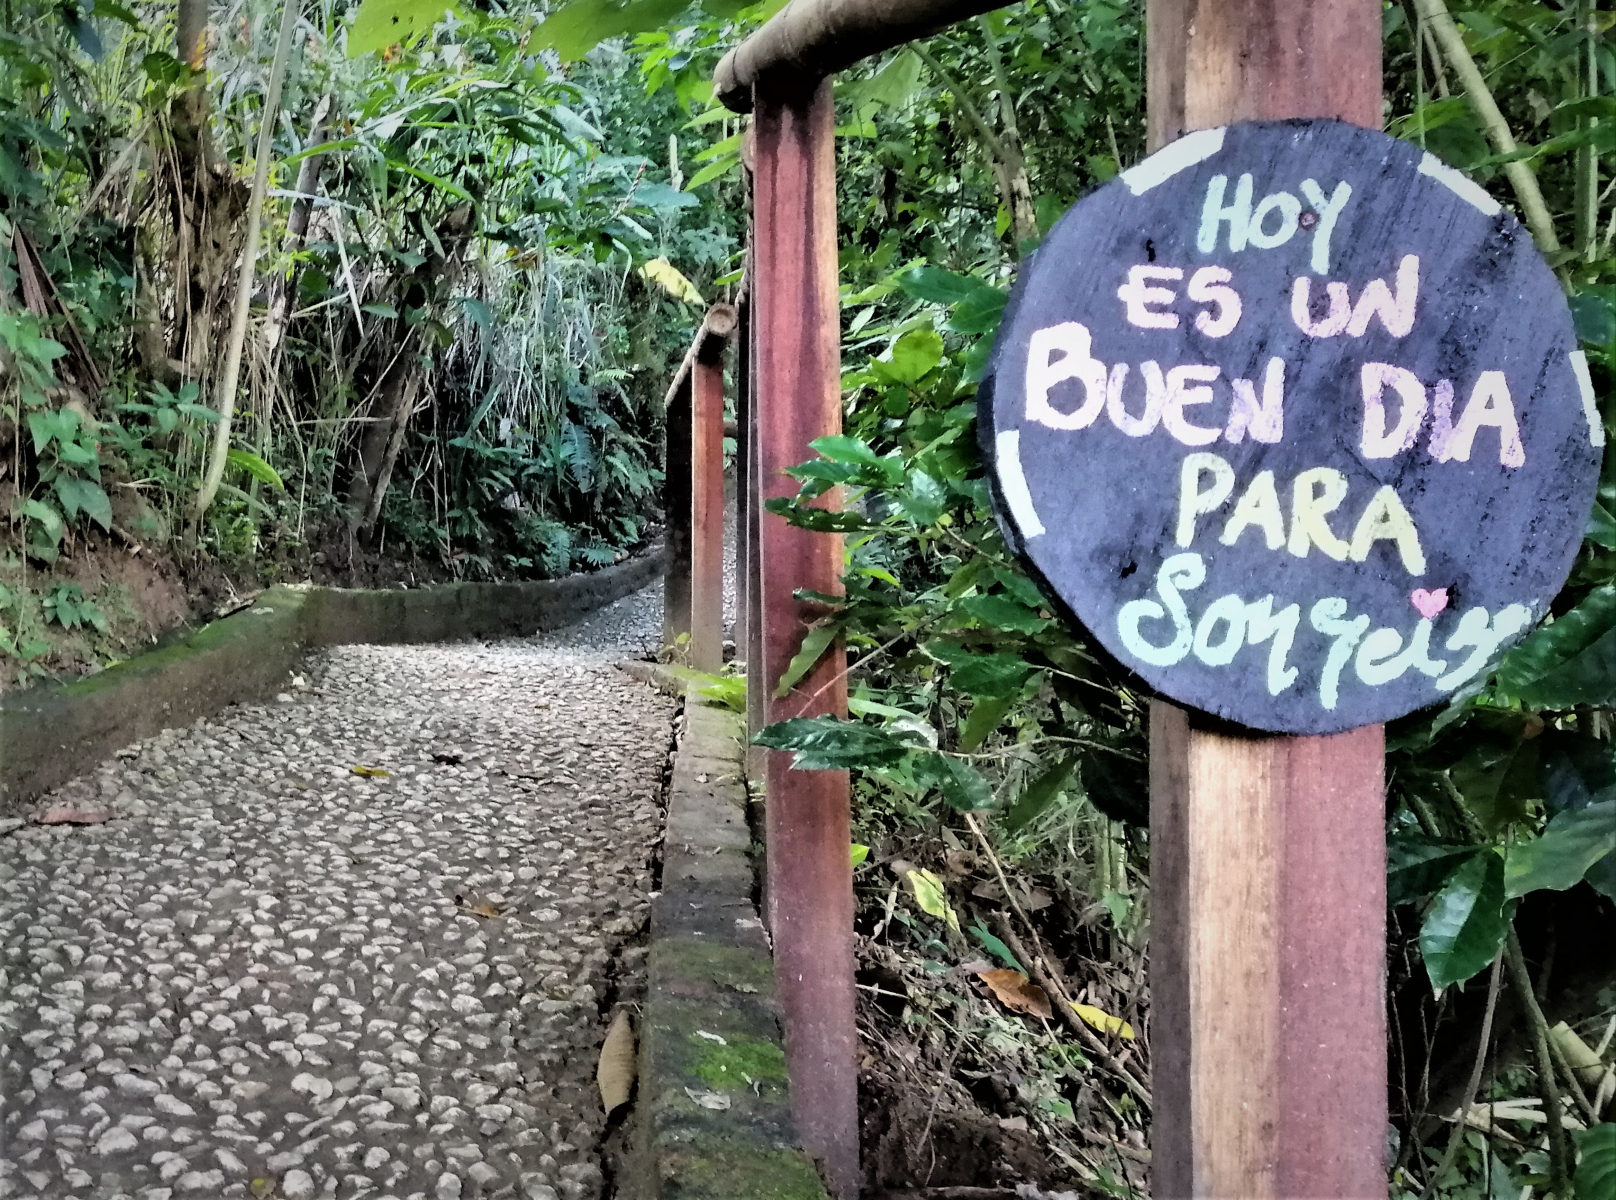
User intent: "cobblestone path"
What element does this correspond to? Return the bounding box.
[0,589,674,1200]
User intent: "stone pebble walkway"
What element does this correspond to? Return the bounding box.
[0,587,676,1200]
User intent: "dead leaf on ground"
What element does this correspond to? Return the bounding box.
[1017,884,1054,911]
[597,1010,636,1114]
[33,806,111,826]
[976,968,1052,1019]
[249,1180,275,1200]
[453,894,503,919]
[683,1086,731,1111]
[350,765,390,778]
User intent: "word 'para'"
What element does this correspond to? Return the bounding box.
[1176,452,1426,576]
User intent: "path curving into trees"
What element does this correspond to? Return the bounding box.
[0,589,673,1200]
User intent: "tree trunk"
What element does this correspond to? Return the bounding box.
[341,204,475,535]
[265,93,334,364]
[345,338,421,530]
[167,0,249,384]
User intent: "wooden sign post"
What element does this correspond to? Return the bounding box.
[977,1,1603,1193]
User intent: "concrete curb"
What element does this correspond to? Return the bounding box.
[615,663,828,1200]
[0,551,664,812]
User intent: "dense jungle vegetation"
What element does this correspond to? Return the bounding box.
[1,0,1613,1194]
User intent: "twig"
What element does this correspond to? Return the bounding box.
[1546,1020,1598,1123]
[994,911,1152,1112]
[1503,928,1570,1194]
[1419,949,1503,1200]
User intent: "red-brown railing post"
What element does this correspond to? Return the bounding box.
[663,306,735,667]
[1146,2,1387,1195]
[689,329,727,672]
[663,376,694,654]
[752,76,859,1197]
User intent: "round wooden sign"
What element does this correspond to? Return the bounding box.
[980,119,1605,735]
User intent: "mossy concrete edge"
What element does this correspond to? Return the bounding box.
[0,550,663,813]
[623,695,829,1200]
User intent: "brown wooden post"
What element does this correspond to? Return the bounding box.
[1145,2,1387,1197]
[751,76,860,1198]
[663,374,693,655]
[689,321,730,672]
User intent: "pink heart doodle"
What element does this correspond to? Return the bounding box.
[1411,588,1449,619]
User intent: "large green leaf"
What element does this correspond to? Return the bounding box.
[955,593,1050,635]
[1387,832,1477,906]
[1497,585,1616,708]
[1505,801,1616,898]
[227,449,285,490]
[958,693,1015,752]
[52,477,112,531]
[895,468,948,525]
[1419,851,1508,990]
[773,623,839,698]
[927,642,1035,699]
[1450,729,1542,833]
[349,0,461,56]
[912,752,995,811]
[1576,1125,1616,1200]
[534,0,691,61]
[1518,627,1616,709]
[870,328,944,387]
[752,716,913,771]
[1001,756,1077,832]
[846,49,924,110]
[896,266,1005,309]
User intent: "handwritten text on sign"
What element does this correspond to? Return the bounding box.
[981,121,1604,735]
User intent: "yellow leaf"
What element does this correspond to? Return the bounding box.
[639,257,704,305]
[1072,1002,1135,1040]
[350,765,390,778]
[850,843,870,867]
[905,868,959,932]
[468,901,501,919]
[249,1181,275,1200]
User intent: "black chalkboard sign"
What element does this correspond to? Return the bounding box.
[980,120,1605,735]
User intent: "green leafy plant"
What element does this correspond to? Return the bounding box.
[41,583,108,634]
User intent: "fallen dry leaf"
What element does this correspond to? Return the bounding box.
[467,901,501,919]
[976,968,1053,1019]
[683,1086,731,1111]
[249,1180,275,1200]
[33,806,111,826]
[350,765,390,778]
[597,1010,636,1114]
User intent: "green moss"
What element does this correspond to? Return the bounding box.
[652,937,777,992]
[663,1147,828,1200]
[688,1033,788,1089]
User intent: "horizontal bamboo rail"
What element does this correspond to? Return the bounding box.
[714,0,1007,111]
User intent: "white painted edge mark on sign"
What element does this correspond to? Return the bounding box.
[1570,350,1607,447]
[1120,127,1226,195]
[996,429,1045,538]
[1418,152,1501,216]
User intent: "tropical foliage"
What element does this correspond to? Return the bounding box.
[2,0,1613,1193]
